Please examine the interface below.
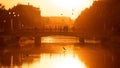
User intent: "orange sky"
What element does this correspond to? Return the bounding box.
[0,0,94,19]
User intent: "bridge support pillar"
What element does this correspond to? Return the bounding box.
[35,36,41,46]
[79,37,85,44]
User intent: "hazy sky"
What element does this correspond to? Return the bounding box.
[0,0,94,19]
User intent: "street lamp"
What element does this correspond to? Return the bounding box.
[2,20,6,32]
[9,11,20,32]
[9,12,15,32]
[17,14,23,30]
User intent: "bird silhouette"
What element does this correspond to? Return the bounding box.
[63,47,66,50]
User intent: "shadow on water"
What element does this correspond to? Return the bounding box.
[101,40,120,68]
[0,45,40,67]
[0,37,7,51]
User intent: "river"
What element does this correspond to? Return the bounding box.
[0,36,119,68]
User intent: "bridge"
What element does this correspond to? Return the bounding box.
[0,28,111,47]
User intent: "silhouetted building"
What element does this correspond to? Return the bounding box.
[41,16,73,31]
[10,4,41,31]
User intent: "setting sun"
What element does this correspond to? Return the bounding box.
[41,0,94,19]
[52,0,93,9]
[51,0,93,19]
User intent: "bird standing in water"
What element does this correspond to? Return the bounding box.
[63,47,66,50]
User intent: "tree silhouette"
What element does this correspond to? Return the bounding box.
[74,1,120,35]
[0,4,9,32]
[0,4,5,10]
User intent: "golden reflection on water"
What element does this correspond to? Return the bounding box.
[18,36,88,68]
[41,36,79,43]
[42,37,54,43]
[21,53,87,68]
[55,54,87,68]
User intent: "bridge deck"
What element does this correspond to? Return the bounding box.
[0,30,112,39]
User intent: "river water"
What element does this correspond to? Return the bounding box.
[0,36,118,68]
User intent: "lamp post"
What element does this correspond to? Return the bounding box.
[3,19,6,32]
[16,14,22,31]
[15,14,21,30]
[9,11,20,32]
[9,12,14,32]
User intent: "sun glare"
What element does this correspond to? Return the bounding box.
[55,55,87,68]
[52,0,93,9]
[51,0,93,19]
[52,0,79,9]
[27,54,87,68]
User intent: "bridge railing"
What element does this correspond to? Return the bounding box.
[15,27,74,33]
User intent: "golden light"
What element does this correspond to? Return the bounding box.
[52,0,78,9]
[51,0,94,19]
[55,54,87,68]
[42,37,54,43]
[21,53,87,68]
[52,0,93,9]
[0,0,94,19]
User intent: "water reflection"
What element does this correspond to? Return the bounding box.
[0,36,115,68]
[0,48,87,68]
[42,37,54,43]
[21,53,87,68]
[42,36,79,43]
[55,54,86,68]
